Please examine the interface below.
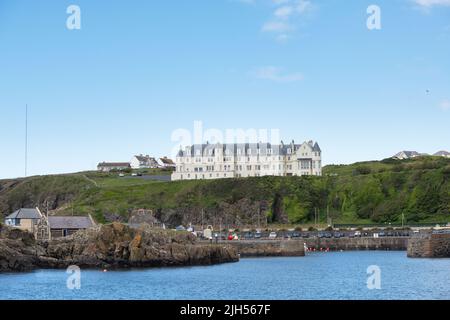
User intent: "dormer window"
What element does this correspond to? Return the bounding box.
[287,148,291,154]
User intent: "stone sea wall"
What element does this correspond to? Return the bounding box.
[227,240,305,257]
[407,233,450,258]
[305,237,408,251]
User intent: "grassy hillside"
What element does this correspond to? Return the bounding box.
[0,157,449,226]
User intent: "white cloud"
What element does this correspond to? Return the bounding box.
[262,21,292,32]
[274,6,294,19]
[255,66,303,82]
[414,0,450,7]
[439,100,450,111]
[261,0,314,41]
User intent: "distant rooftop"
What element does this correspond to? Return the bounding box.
[97,162,131,167]
[5,208,42,220]
[48,216,94,229]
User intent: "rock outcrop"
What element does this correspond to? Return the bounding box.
[0,223,239,272]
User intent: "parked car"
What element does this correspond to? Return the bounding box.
[269,232,277,239]
[302,233,310,239]
[118,173,125,177]
[254,232,262,239]
[354,231,362,237]
[244,233,254,240]
[292,232,301,238]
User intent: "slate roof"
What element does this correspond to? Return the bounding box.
[48,216,94,230]
[134,155,157,163]
[177,141,321,157]
[434,151,450,156]
[5,208,42,220]
[159,157,175,165]
[393,151,421,158]
[97,162,131,167]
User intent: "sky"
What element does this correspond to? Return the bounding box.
[0,0,449,179]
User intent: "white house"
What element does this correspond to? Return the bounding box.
[392,151,423,160]
[171,140,322,181]
[433,151,450,158]
[4,207,43,233]
[130,155,159,169]
[157,157,176,169]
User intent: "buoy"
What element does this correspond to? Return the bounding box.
[103,269,108,273]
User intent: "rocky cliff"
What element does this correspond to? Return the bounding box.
[0,223,239,272]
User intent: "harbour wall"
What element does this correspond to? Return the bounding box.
[222,237,409,257]
[304,237,408,251]
[407,233,450,258]
[226,240,305,257]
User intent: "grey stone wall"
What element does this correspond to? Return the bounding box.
[408,233,450,258]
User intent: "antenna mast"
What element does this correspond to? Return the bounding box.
[25,104,28,177]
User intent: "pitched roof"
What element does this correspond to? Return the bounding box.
[134,155,157,162]
[434,150,450,156]
[393,151,421,158]
[159,157,175,165]
[97,162,131,167]
[177,141,321,157]
[48,216,94,229]
[5,208,42,220]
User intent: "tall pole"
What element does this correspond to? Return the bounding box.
[327,205,329,226]
[25,104,28,177]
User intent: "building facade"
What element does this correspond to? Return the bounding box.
[171,140,322,181]
[97,162,131,172]
[130,155,159,169]
[4,208,43,233]
[157,157,176,169]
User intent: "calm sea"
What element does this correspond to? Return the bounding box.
[1,251,449,300]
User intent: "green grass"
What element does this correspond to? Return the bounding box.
[1,156,449,226]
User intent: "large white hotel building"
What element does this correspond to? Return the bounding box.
[171,140,322,181]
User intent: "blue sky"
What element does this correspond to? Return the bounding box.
[0,0,449,179]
